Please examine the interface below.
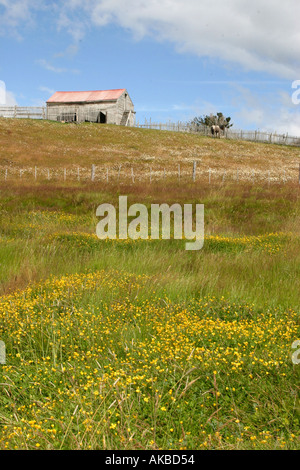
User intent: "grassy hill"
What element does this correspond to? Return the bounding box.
[1,118,300,183]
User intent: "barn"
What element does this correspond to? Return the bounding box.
[46,88,135,126]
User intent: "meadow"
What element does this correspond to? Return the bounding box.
[0,119,299,450]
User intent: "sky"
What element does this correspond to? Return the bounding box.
[1,0,300,134]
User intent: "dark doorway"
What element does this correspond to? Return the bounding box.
[97,112,106,123]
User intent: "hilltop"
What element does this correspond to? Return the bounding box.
[0,118,300,183]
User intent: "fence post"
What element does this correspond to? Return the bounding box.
[131,167,135,183]
[192,161,197,182]
[106,167,109,183]
[77,167,80,182]
[47,169,50,180]
[91,164,95,182]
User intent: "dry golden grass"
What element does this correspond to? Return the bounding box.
[1,118,300,183]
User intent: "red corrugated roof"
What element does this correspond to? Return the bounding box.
[47,89,126,103]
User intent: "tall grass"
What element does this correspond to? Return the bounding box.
[0,181,299,309]
[0,269,299,449]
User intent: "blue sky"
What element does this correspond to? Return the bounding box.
[1,0,300,134]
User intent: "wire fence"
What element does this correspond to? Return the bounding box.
[1,163,300,186]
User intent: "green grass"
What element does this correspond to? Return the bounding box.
[0,182,299,309]
[0,269,299,449]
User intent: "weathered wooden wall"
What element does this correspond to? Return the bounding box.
[47,102,118,123]
[116,91,135,125]
[46,90,136,125]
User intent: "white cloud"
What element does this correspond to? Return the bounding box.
[232,86,300,135]
[172,104,195,111]
[5,90,18,105]
[37,59,66,74]
[1,1,300,78]
[55,10,87,43]
[37,59,80,74]
[39,86,55,95]
[62,0,300,79]
[54,44,79,59]
[0,0,41,38]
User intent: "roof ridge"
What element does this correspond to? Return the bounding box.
[46,89,127,103]
[52,88,126,93]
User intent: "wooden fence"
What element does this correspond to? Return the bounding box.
[135,119,300,147]
[0,106,46,119]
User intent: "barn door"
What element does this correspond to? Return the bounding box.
[97,112,106,123]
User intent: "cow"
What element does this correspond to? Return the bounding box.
[211,125,220,138]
